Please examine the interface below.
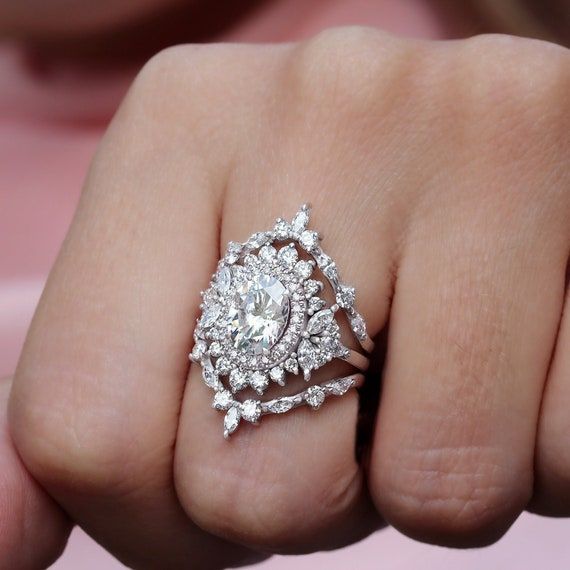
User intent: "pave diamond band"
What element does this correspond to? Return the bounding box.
[190,204,373,438]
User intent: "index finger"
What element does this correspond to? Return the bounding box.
[8,46,263,568]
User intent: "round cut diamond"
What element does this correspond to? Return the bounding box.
[213,389,233,410]
[305,386,325,409]
[278,244,298,267]
[241,400,261,422]
[229,369,248,391]
[228,274,290,356]
[269,366,286,385]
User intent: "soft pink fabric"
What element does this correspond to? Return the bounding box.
[1,0,568,567]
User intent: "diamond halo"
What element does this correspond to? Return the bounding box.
[190,204,373,438]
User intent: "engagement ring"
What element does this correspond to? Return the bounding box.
[190,204,373,437]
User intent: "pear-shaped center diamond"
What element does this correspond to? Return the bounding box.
[228,274,289,355]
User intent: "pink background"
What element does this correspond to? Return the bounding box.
[1,0,569,567]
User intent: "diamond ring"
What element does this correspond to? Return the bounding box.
[190,204,373,438]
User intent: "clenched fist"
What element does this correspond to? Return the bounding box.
[9,28,570,568]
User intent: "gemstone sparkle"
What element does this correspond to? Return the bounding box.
[228,274,290,356]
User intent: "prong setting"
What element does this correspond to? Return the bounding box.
[190,204,372,437]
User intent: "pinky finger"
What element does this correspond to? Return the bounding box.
[1,376,71,569]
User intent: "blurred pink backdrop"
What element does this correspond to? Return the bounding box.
[1,0,569,567]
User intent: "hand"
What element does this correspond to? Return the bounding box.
[9,28,570,566]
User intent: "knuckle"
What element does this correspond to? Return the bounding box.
[116,44,200,133]
[90,43,226,196]
[132,44,187,89]
[99,42,275,180]
[457,34,570,138]
[179,446,361,551]
[425,34,570,223]
[287,26,414,122]
[375,442,530,546]
[90,45,199,181]
[128,43,223,104]
[127,41,276,120]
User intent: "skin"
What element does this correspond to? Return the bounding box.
[5,26,570,567]
[0,376,70,568]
